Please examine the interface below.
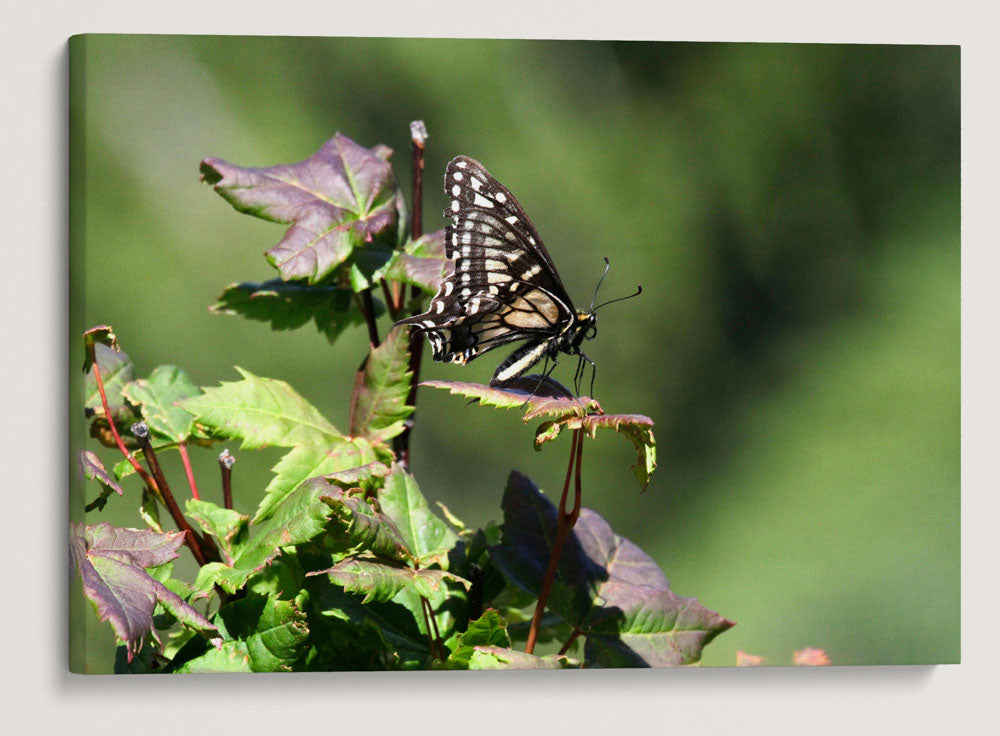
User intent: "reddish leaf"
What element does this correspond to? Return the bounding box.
[201,134,403,283]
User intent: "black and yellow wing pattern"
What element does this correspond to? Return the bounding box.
[395,156,597,389]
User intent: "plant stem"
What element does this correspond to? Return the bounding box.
[558,627,583,656]
[358,288,381,349]
[525,428,584,654]
[132,423,213,566]
[90,359,158,494]
[177,442,199,500]
[218,449,235,510]
[394,120,428,471]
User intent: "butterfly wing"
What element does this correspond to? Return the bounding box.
[396,156,577,368]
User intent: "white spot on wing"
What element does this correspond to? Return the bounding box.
[495,191,507,203]
[435,301,445,314]
[451,200,460,212]
[453,171,464,180]
[452,185,461,196]
[444,281,454,296]
[473,193,494,208]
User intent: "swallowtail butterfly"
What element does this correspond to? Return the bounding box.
[396,156,637,396]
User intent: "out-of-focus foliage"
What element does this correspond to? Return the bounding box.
[70,36,958,671]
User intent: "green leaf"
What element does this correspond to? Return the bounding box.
[467,646,574,670]
[70,522,216,662]
[178,367,341,449]
[82,325,117,372]
[214,594,309,672]
[200,133,404,283]
[446,609,512,669]
[320,481,411,560]
[309,554,469,604]
[193,480,339,595]
[379,465,458,568]
[185,499,250,565]
[121,365,202,443]
[253,440,379,523]
[350,325,414,442]
[490,472,733,667]
[211,279,364,344]
[174,640,252,673]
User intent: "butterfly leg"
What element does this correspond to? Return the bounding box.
[573,350,596,398]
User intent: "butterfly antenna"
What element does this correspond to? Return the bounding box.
[588,257,612,312]
[594,284,642,311]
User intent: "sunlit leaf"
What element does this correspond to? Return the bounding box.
[122,365,202,443]
[70,522,216,662]
[200,133,404,283]
[350,325,414,442]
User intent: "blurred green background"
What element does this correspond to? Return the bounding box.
[68,36,959,672]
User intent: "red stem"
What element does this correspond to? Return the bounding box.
[177,443,199,500]
[525,428,584,654]
[91,360,157,493]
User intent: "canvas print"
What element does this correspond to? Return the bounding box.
[69,35,959,673]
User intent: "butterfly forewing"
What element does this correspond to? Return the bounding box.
[396,156,591,385]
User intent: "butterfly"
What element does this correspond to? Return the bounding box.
[395,156,638,396]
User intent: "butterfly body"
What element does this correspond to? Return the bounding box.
[396,156,597,391]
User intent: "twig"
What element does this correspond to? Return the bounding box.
[132,423,213,566]
[525,428,584,654]
[218,449,235,510]
[90,358,158,494]
[394,120,428,470]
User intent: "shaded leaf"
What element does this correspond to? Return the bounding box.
[467,646,574,670]
[253,439,379,523]
[489,472,733,668]
[379,465,458,568]
[70,522,216,662]
[200,133,404,283]
[350,325,414,442]
[211,279,364,344]
[178,367,341,449]
[308,554,469,604]
[121,365,202,443]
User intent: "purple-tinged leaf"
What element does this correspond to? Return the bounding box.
[350,325,414,442]
[79,451,122,513]
[489,473,733,668]
[794,648,832,665]
[535,412,657,491]
[200,134,404,283]
[70,522,216,662]
[421,379,601,420]
[325,460,393,487]
[381,230,452,295]
[211,279,364,344]
[736,651,766,666]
